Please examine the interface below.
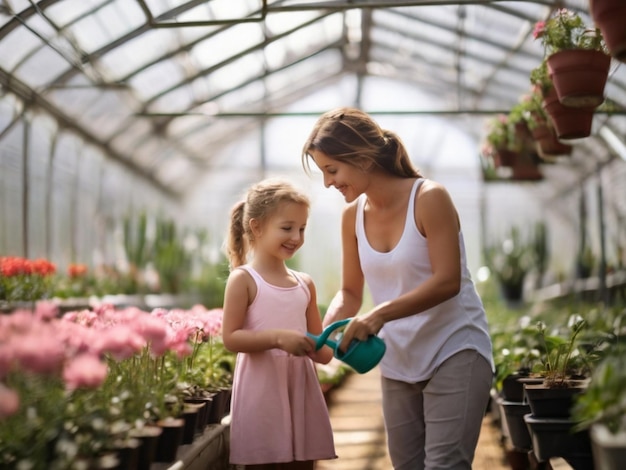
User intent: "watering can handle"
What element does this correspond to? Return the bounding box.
[307,318,351,350]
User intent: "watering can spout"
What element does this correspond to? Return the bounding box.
[307,318,350,351]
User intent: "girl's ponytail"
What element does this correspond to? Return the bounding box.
[226,201,247,269]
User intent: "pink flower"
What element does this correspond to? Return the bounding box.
[165,328,194,359]
[532,21,545,39]
[63,354,108,390]
[62,309,99,327]
[12,332,65,375]
[0,384,19,418]
[34,301,59,321]
[130,313,169,344]
[93,325,146,361]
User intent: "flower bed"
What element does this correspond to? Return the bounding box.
[0,302,231,468]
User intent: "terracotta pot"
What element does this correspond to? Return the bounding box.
[493,148,518,167]
[510,164,543,182]
[590,0,626,63]
[542,88,595,139]
[531,124,573,158]
[547,49,611,108]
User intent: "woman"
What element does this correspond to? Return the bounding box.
[301,107,494,470]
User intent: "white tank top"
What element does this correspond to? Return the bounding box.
[356,178,494,382]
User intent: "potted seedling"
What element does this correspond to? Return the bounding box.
[571,344,626,470]
[523,315,609,469]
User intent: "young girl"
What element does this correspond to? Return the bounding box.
[222,178,337,470]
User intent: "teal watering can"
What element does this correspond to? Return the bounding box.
[307,318,386,374]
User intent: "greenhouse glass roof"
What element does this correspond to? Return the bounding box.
[2,0,624,200]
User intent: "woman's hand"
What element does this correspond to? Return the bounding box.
[276,330,316,356]
[338,312,384,352]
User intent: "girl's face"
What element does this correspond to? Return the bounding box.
[309,149,368,203]
[252,202,308,260]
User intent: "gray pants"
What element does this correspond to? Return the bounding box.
[381,349,493,470]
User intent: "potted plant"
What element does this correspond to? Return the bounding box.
[491,319,543,453]
[571,345,626,470]
[533,8,611,108]
[522,85,573,158]
[485,226,533,303]
[531,59,595,139]
[522,316,597,468]
[483,114,518,168]
[589,0,626,63]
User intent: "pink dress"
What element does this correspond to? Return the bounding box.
[228,265,336,465]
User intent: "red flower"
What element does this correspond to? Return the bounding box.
[532,21,545,39]
[30,258,56,276]
[68,264,88,278]
[0,257,31,277]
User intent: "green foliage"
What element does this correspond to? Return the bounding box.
[572,345,626,434]
[531,221,550,286]
[534,316,586,387]
[485,226,533,301]
[533,9,606,55]
[529,60,552,96]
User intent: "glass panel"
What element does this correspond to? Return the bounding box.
[64,0,145,53]
[0,122,25,255]
[130,59,186,100]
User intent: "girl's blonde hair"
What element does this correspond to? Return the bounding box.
[301,107,421,178]
[226,178,310,268]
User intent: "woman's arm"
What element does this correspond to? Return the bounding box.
[222,269,314,356]
[323,203,365,327]
[339,180,462,349]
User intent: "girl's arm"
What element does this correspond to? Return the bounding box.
[300,272,334,364]
[338,180,462,350]
[222,269,314,356]
[322,202,364,327]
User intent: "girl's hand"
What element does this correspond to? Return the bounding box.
[276,330,315,356]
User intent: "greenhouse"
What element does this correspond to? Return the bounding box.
[1,1,625,469]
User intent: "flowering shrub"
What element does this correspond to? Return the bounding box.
[0,256,56,302]
[533,9,606,55]
[529,59,552,96]
[485,114,509,149]
[0,303,229,468]
[515,86,549,131]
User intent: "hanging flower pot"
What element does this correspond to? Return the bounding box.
[531,122,573,158]
[510,163,543,182]
[590,0,626,63]
[547,49,611,108]
[542,87,595,139]
[493,148,518,167]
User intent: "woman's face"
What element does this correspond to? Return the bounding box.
[309,149,368,203]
